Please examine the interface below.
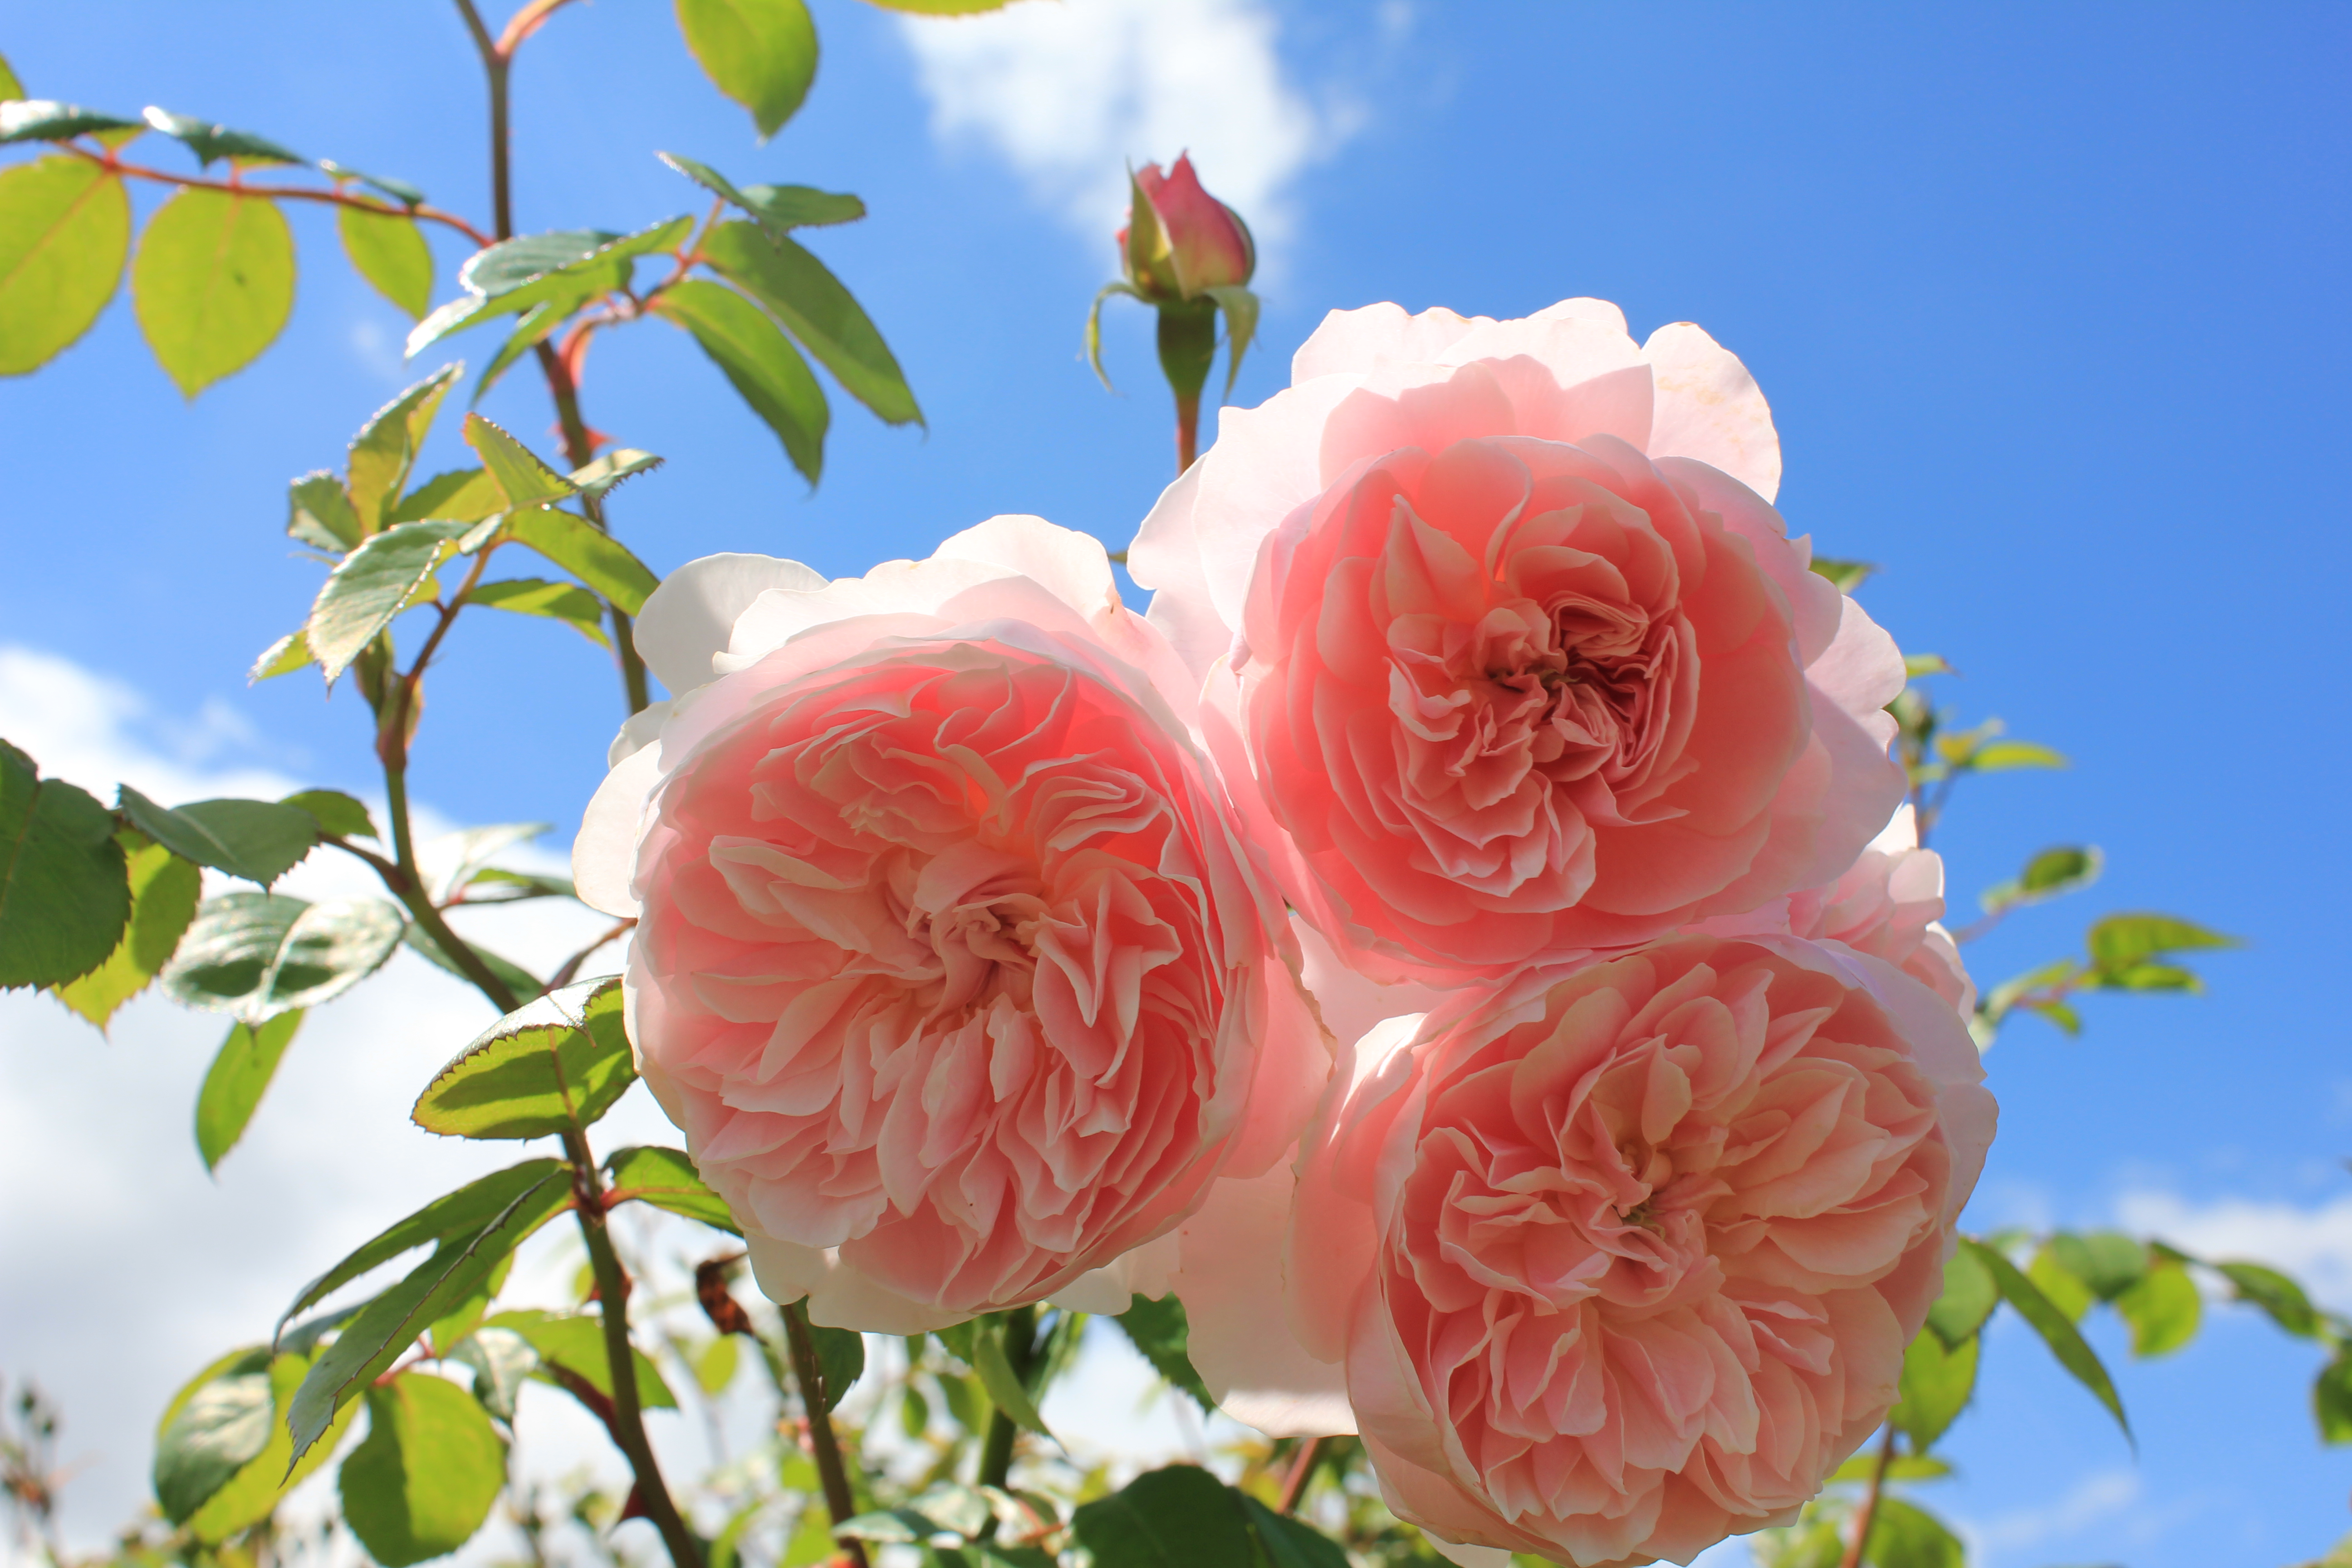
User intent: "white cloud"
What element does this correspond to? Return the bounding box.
[2117,1188,2352,1310]
[895,0,1353,256]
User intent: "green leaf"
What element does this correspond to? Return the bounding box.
[971,1323,1051,1437]
[696,1334,742,1396]
[470,297,564,404]
[154,1357,273,1522]
[2027,1240,2096,1323]
[340,1372,507,1566]
[0,54,26,100]
[318,161,426,208]
[1968,738,2068,772]
[424,1250,513,1358]
[676,0,818,138]
[654,277,827,484]
[1828,1453,1952,1483]
[285,1167,572,1461]
[1071,1465,1256,1567]
[605,1144,742,1234]
[464,577,611,646]
[1807,556,1874,593]
[117,785,318,885]
[483,1309,678,1411]
[1111,1294,1214,1410]
[286,471,360,551]
[131,185,294,397]
[2114,1259,2201,1357]
[2316,1348,2352,1445]
[1862,1497,1964,1568]
[139,108,300,167]
[811,1323,865,1414]
[1923,1239,1998,1349]
[2218,1259,2322,1338]
[2087,911,2239,968]
[0,156,129,375]
[503,508,661,615]
[1901,651,1951,677]
[388,466,504,526]
[1203,283,1258,399]
[413,976,636,1139]
[250,632,314,682]
[0,739,129,990]
[421,821,551,904]
[658,153,865,237]
[568,447,665,499]
[195,1010,304,1171]
[457,865,575,904]
[1240,1496,1350,1568]
[2050,1230,2149,1302]
[349,366,463,533]
[305,519,470,682]
[183,1349,355,1544]
[280,789,377,842]
[701,221,921,426]
[411,217,691,356]
[161,892,404,1025]
[1980,844,2103,916]
[338,204,432,320]
[462,412,576,508]
[52,833,200,1029]
[1964,1237,2131,1443]
[0,101,142,145]
[450,1326,537,1421]
[1889,1328,1978,1450]
[279,1158,569,1331]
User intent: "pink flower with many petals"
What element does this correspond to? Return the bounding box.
[1129,300,1908,982]
[573,517,1325,1331]
[1174,934,1994,1567]
[1702,805,1974,1015]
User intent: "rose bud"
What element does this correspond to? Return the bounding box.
[1119,152,1256,304]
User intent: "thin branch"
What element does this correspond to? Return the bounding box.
[65,147,493,247]
[451,0,514,240]
[779,1302,871,1568]
[1276,1436,1327,1515]
[548,918,636,991]
[1838,1424,1899,1568]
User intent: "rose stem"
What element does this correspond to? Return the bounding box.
[780,1302,872,1568]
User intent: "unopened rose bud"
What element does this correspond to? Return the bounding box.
[1119,153,1255,303]
[1092,153,1264,475]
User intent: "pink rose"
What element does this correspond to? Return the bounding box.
[573,517,1325,1331]
[1128,300,1908,981]
[1701,805,1974,1015]
[1174,934,1994,1566]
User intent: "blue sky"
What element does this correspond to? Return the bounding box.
[2,2,2348,1562]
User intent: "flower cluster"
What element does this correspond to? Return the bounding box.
[574,300,1996,1565]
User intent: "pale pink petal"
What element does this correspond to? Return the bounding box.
[1642,321,1782,502]
[633,553,826,696]
[1292,302,1487,382]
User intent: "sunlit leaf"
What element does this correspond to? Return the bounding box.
[1111,1294,1214,1411]
[132,186,294,397]
[1889,1328,1978,1450]
[2086,912,2239,969]
[605,1144,742,1234]
[2218,1259,2322,1338]
[0,101,142,144]
[305,519,471,682]
[972,1322,1050,1437]
[2114,1259,2201,1357]
[1964,1237,2130,1443]
[140,107,300,167]
[0,739,129,990]
[464,577,610,645]
[413,976,635,1139]
[340,1372,507,1566]
[279,1158,569,1332]
[653,276,827,483]
[160,892,404,1025]
[195,1010,304,1171]
[658,152,865,238]
[339,204,433,320]
[483,1308,678,1411]
[1924,1238,1998,1348]
[0,156,129,375]
[462,412,575,508]
[676,0,818,139]
[117,785,317,885]
[348,365,463,533]
[701,220,921,426]
[279,789,377,842]
[51,833,199,1029]
[502,508,661,615]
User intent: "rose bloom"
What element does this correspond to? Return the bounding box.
[1129,300,1908,982]
[1172,934,1995,1567]
[573,517,1324,1331]
[1701,804,1973,1015]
